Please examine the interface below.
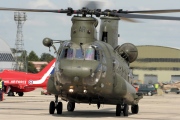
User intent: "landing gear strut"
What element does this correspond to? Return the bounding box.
[49,95,63,114]
[97,102,100,109]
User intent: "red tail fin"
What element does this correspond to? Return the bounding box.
[32,58,56,86]
[37,59,56,76]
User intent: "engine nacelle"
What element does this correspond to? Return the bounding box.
[115,43,138,63]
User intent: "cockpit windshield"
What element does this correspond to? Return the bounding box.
[60,47,100,61]
[60,48,73,59]
[75,49,84,59]
[85,48,95,60]
[85,48,100,61]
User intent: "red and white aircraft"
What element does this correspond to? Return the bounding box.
[0,59,55,96]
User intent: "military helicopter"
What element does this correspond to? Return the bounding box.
[1,2,180,117]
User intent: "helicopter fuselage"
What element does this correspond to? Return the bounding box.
[46,16,141,107]
[48,40,138,105]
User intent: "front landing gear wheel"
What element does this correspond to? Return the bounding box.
[49,101,55,114]
[67,102,75,112]
[116,104,121,116]
[131,104,139,114]
[123,104,129,116]
[57,102,63,114]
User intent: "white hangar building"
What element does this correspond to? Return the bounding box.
[0,38,14,71]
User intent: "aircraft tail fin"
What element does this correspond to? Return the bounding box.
[37,58,56,76]
[32,58,56,86]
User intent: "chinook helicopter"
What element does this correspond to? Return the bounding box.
[1,2,180,117]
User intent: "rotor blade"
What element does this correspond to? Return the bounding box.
[115,13,180,21]
[120,17,140,23]
[124,9,180,14]
[0,7,68,13]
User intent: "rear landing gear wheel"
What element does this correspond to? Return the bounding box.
[56,102,63,114]
[116,104,121,116]
[131,104,139,114]
[123,104,129,116]
[49,101,55,114]
[67,102,75,112]
[8,91,15,96]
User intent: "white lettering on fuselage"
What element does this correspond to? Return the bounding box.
[4,80,26,84]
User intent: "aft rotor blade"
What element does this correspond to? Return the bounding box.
[0,7,68,13]
[124,9,180,14]
[115,13,180,21]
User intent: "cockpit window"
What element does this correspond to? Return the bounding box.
[85,48,94,60]
[60,47,100,61]
[85,48,100,61]
[75,49,84,59]
[60,48,73,59]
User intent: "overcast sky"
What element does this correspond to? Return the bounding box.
[0,0,180,56]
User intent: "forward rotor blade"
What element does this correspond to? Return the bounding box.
[115,13,180,21]
[120,17,140,23]
[124,9,180,14]
[0,7,67,13]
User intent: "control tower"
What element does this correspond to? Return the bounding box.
[12,12,27,71]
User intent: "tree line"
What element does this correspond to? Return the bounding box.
[22,51,55,73]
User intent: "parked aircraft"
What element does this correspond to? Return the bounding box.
[0,59,55,96]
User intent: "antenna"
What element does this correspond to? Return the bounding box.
[12,12,27,71]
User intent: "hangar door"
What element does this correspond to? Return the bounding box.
[131,74,139,83]
[144,75,158,84]
[133,75,139,81]
[171,75,180,82]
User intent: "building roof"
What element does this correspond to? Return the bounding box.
[30,61,48,71]
[130,45,180,70]
[137,45,180,58]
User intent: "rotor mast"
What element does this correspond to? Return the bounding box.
[71,16,98,44]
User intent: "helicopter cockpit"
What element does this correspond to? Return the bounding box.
[60,45,100,61]
[57,42,102,86]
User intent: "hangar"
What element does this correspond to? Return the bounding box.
[0,38,14,71]
[130,45,180,84]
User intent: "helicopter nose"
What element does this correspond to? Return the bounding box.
[60,60,99,78]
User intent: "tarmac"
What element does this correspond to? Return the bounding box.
[0,88,180,120]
